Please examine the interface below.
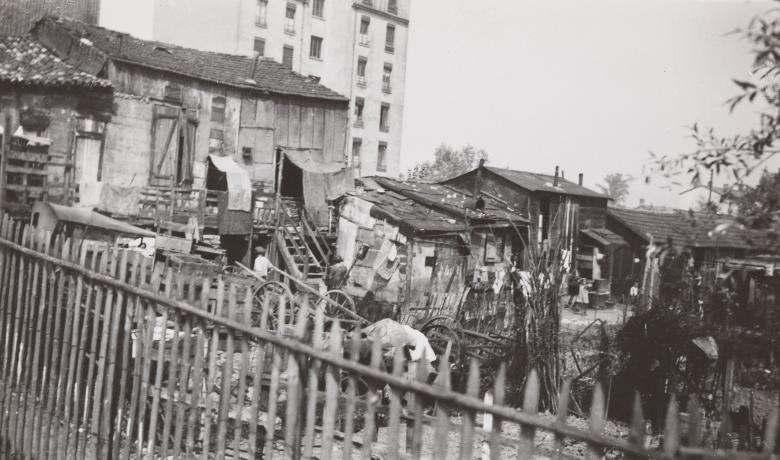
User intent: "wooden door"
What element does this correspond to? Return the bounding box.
[74,136,102,183]
[150,105,181,186]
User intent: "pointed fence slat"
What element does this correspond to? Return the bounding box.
[434,346,452,460]
[359,338,383,459]
[264,295,288,459]
[216,284,238,460]
[247,294,269,460]
[663,395,680,458]
[460,359,479,460]
[628,392,646,459]
[519,369,540,458]
[489,364,506,460]
[554,379,572,459]
[201,279,225,459]
[763,408,778,454]
[302,308,325,459]
[387,348,405,460]
[283,305,308,459]
[342,326,361,459]
[586,383,606,460]
[320,320,342,460]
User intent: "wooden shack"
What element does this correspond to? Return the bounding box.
[0,35,113,217]
[335,177,529,321]
[29,15,349,216]
[443,165,626,295]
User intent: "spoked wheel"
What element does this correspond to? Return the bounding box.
[316,289,357,321]
[252,281,293,331]
[420,316,463,369]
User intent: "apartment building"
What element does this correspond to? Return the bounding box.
[99,0,410,178]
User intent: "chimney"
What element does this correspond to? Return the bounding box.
[561,170,565,181]
[639,198,646,208]
[553,166,559,187]
[473,158,486,198]
[578,173,583,186]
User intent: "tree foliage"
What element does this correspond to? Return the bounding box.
[647,7,780,250]
[406,144,488,183]
[597,173,633,204]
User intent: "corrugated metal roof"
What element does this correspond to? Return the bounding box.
[0,35,111,89]
[37,16,348,102]
[608,207,749,249]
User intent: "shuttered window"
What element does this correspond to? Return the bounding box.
[385,24,395,53]
[283,45,294,68]
[309,36,323,59]
[313,0,324,18]
[377,143,388,172]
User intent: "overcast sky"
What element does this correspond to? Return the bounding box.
[400,0,776,208]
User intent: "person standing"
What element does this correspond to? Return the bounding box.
[253,246,273,281]
[326,255,349,289]
[629,282,640,306]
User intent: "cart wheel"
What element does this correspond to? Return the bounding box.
[420,319,462,368]
[252,281,293,330]
[317,289,356,320]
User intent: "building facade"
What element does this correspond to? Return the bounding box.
[99,0,410,178]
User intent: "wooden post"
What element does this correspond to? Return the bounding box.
[0,103,13,210]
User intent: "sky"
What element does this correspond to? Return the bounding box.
[400,0,777,208]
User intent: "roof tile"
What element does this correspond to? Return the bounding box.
[608,207,749,249]
[0,35,110,89]
[41,16,347,102]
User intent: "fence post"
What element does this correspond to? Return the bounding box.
[482,391,494,460]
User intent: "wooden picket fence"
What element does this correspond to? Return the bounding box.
[0,211,776,459]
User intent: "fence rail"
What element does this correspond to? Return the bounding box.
[0,211,775,459]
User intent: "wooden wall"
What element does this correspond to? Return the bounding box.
[0,90,113,211]
[238,96,348,190]
[102,62,348,190]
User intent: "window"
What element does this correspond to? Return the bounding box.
[254,37,265,56]
[256,0,267,26]
[285,3,296,34]
[379,103,390,132]
[387,0,397,14]
[309,36,323,59]
[359,16,370,45]
[352,138,362,165]
[209,128,224,153]
[313,0,325,18]
[283,45,294,68]
[382,63,392,93]
[385,24,395,53]
[353,97,365,126]
[377,142,388,172]
[211,96,226,123]
[356,56,367,85]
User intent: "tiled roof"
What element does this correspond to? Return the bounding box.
[38,16,347,102]
[485,167,609,199]
[608,207,750,249]
[0,35,110,89]
[367,176,529,225]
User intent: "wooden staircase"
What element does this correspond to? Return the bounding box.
[274,199,332,283]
